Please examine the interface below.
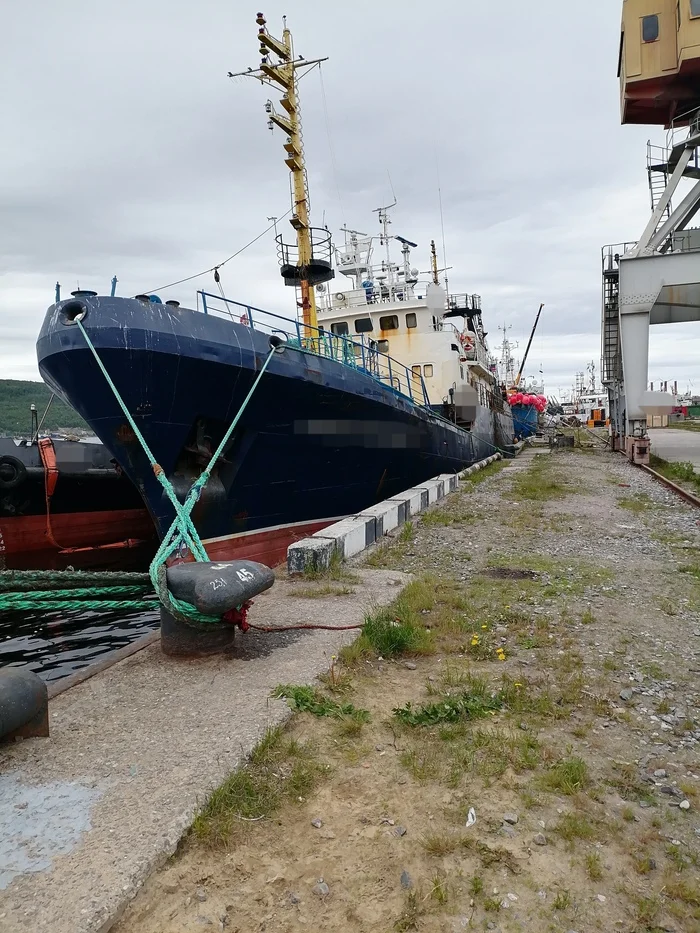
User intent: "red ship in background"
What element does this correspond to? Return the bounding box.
[0,432,156,570]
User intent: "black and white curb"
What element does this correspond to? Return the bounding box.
[287,453,503,574]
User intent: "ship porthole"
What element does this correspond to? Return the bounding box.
[60,300,88,325]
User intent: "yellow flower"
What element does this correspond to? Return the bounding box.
[481,624,487,629]
[514,682,522,687]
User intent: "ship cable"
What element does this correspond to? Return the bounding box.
[73,318,280,624]
[142,208,293,295]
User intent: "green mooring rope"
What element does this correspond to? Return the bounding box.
[74,319,277,624]
[0,325,277,622]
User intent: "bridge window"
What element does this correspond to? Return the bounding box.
[354,317,373,333]
[379,314,399,330]
[406,312,417,329]
[411,365,421,379]
[377,339,389,353]
[330,321,348,335]
[424,364,434,378]
[642,14,659,42]
[692,0,700,17]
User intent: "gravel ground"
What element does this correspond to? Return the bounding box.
[112,447,700,933]
[0,569,407,933]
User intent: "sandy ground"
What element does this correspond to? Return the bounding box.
[648,427,700,468]
[114,450,700,933]
[0,570,407,933]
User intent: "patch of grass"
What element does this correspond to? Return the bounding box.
[606,761,654,803]
[554,812,596,842]
[507,456,572,502]
[272,684,370,722]
[429,873,449,905]
[423,833,462,856]
[400,748,440,782]
[469,875,484,896]
[650,453,700,494]
[552,890,572,911]
[365,521,415,569]
[301,548,358,582]
[635,895,661,926]
[641,661,665,680]
[462,460,506,485]
[395,688,504,726]
[482,896,501,912]
[622,805,636,822]
[191,726,320,846]
[289,583,355,598]
[633,855,656,875]
[619,493,654,513]
[585,852,603,880]
[343,578,438,660]
[394,889,422,931]
[665,878,700,908]
[540,757,590,796]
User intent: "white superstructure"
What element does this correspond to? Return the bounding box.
[316,204,504,418]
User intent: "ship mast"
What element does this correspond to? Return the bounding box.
[230,14,333,331]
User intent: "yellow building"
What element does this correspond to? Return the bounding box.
[620,0,700,125]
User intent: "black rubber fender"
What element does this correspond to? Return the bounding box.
[0,456,27,490]
[0,667,49,741]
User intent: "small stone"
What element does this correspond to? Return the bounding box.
[404,662,417,670]
[196,888,207,903]
[639,800,650,809]
[507,893,518,901]
[503,813,519,825]
[619,688,634,701]
[195,918,213,927]
[400,870,412,889]
[311,818,323,828]
[680,799,691,810]
[287,892,301,905]
[163,881,179,895]
[394,826,407,837]
[595,894,606,903]
[653,769,667,778]
[533,833,547,846]
[312,881,330,898]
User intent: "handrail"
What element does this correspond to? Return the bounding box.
[196,291,430,407]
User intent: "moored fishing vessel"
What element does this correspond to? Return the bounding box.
[0,432,155,569]
[35,15,515,568]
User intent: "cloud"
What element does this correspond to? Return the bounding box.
[1,0,695,402]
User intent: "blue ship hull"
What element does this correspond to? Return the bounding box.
[37,296,515,557]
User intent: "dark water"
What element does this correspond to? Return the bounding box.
[0,546,159,683]
[0,606,160,683]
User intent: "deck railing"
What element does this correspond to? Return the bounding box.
[197,291,431,407]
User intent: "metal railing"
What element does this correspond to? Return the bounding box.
[197,291,431,406]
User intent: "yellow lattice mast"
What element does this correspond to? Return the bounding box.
[231,14,333,331]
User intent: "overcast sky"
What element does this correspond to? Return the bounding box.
[1,0,696,397]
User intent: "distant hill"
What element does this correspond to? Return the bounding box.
[0,379,88,436]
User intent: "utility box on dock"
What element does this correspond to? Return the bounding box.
[626,437,651,464]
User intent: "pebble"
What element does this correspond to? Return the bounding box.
[680,799,691,810]
[311,818,323,828]
[400,870,412,889]
[653,769,667,778]
[394,826,407,837]
[288,892,301,905]
[163,881,179,895]
[503,813,519,825]
[596,894,606,903]
[533,833,547,846]
[404,662,417,670]
[195,918,213,927]
[312,880,330,898]
[619,688,634,701]
[196,888,207,903]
